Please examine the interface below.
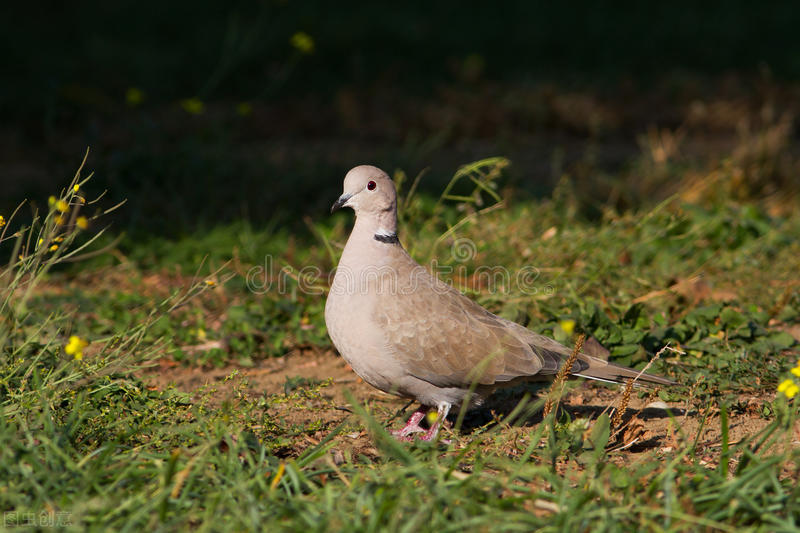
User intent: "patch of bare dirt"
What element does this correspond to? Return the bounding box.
[140,349,782,463]
[144,348,381,405]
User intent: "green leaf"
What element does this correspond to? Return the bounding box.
[766,331,796,350]
[621,328,646,344]
[621,303,644,325]
[720,307,747,330]
[583,414,610,458]
[611,344,640,357]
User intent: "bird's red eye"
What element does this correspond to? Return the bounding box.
[367,181,376,190]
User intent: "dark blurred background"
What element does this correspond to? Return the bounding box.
[2,1,799,237]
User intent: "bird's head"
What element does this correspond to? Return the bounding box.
[331,165,396,216]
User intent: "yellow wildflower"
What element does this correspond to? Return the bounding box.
[426,411,439,425]
[48,196,56,206]
[49,244,58,252]
[180,98,205,115]
[560,319,576,336]
[38,238,44,246]
[290,32,315,54]
[778,379,799,399]
[791,364,800,378]
[204,279,217,287]
[126,87,144,106]
[76,216,88,230]
[236,102,253,117]
[55,199,68,213]
[65,336,89,360]
[73,183,80,193]
[0,215,5,228]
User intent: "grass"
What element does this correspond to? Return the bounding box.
[1,137,799,530]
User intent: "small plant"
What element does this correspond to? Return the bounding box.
[1,151,117,414]
[0,150,221,421]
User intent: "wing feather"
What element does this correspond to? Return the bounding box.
[376,261,548,387]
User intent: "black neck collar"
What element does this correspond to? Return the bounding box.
[374,232,399,244]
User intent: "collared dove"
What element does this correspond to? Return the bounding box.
[325,165,675,441]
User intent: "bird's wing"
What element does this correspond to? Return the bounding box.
[374,262,565,387]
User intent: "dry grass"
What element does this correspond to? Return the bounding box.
[543,333,585,417]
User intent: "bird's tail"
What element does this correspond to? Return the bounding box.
[573,354,675,386]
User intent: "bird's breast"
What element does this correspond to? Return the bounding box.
[325,272,401,394]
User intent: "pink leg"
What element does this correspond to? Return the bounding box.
[419,403,451,441]
[391,407,429,437]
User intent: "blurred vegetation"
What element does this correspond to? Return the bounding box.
[4,1,800,106]
[2,5,800,529]
[2,1,800,239]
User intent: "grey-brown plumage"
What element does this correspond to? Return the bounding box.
[325,165,675,440]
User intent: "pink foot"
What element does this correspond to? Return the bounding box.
[392,403,452,444]
[391,408,428,438]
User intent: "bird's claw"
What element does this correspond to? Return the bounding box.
[391,426,426,437]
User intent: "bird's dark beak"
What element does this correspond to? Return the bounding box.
[330,193,352,213]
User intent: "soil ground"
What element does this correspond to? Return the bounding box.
[141,349,784,466]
